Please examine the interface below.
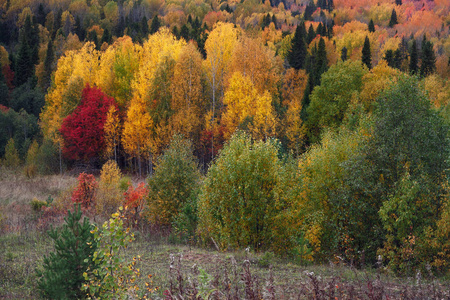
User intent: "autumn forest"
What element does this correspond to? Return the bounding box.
[0,0,450,297]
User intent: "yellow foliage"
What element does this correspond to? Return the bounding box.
[97,160,123,216]
[222,72,276,140]
[104,105,121,161]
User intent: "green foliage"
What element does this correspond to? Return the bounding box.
[36,204,98,299]
[2,138,21,168]
[409,39,419,75]
[388,9,398,28]
[362,36,372,69]
[306,60,368,143]
[288,22,307,70]
[420,35,436,77]
[35,138,61,175]
[83,207,143,299]
[31,197,47,212]
[198,132,281,251]
[147,134,201,225]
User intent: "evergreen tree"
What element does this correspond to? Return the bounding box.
[115,16,125,37]
[172,25,179,39]
[287,22,307,70]
[316,23,323,37]
[368,19,375,32]
[341,46,348,62]
[180,24,190,41]
[101,28,111,45]
[384,49,395,67]
[304,1,316,21]
[314,37,328,86]
[395,0,402,5]
[307,24,315,44]
[420,35,436,77]
[409,39,419,74]
[74,16,86,40]
[36,205,98,299]
[15,35,33,87]
[43,39,54,91]
[271,14,278,29]
[150,15,161,34]
[0,66,8,107]
[328,0,334,11]
[141,16,149,37]
[362,36,372,69]
[389,9,398,28]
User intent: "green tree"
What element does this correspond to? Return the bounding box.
[409,39,419,74]
[43,39,55,92]
[147,135,201,225]
[198,132,281,251]
[368,19,375,32]
[288,22,307,70]
[420,35,436,77]
[307,24,315,44]
[388,9,398,28]
[36,205,98,299]
[150,15,161,35]
[306,60,367,143]
[361,36,372,69]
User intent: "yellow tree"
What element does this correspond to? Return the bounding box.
[228,35,281,95]
[281,68,308,156]
[131,28,185,156]
[222,72,276,140]
[170,42,205,142]
[104,105,121,162]
[96,36,142,111]
[122,98,153,177]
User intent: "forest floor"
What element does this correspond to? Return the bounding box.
[0,170,449,299]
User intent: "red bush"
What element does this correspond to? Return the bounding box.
[71,173,97,209]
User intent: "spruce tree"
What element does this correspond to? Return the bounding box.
[43,39,54,91]
[389,9,398,28]
[395,0,402,5]
[150,15,161,34]
[287,22,307,70]
[307,24,315,44]
[409,39,419,74]
[36,204,98,299]
[384,49,395,67]
[341,46,348,62]
[362,36,372,69]
[368,19,375,32]
[180,24,190,41]
[420,35,436,77]
[314,37,328,86]
[0,65,8,106]
[141,16,149,37]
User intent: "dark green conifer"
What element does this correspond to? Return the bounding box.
[388,9,398,28]
[409,39,419,74]
[36,205,98,299]
[368,19,375,32]
[362,36,372,69]
[180,24,190,41]
[150,14,161,34]
[420,35,436,77]
[141,16,149,37]
[384,49,395,67]
[43,39,54,91]
[395,0,402,5]
[341,46,348,61]
[287,22,307,70]
[307,24,315,44]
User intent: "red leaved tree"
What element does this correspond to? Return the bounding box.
[123,182,148,226]
[60,84,117,161]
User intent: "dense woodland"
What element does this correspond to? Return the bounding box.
[0,0,449,283]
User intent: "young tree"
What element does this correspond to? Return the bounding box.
[361,36,372,69]
[147,135,201,225]
[36,205,98,299]
[150,14,160,34]
[60,84,116,161]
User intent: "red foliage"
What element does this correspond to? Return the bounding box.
[60,84,117,161]
[71,172,97,209]
[124,182,148,210]
[2,65,14,90]
[0,104,9,113]
[123,182,148,226]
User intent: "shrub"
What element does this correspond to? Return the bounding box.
[71,173,97,210]
[83,207,145,299]
[124,182,148,226]
[36,204,98,299]
[198,132,281,251]
[31,197,47,212]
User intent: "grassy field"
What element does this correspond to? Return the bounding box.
[1,170,449,299]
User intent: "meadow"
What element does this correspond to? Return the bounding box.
[1,170,449,299]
